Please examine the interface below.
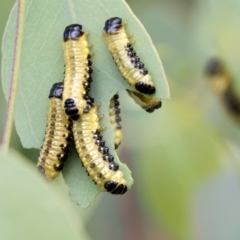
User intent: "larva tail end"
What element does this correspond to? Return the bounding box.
[135,82,156,95]
[146,100,162,113]
[104,181,128,195]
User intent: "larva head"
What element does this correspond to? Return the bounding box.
[205,58,224,77]
[103,17,122,34]
[64,24,83,41]
[49,82,63,99]
[204,58,231,93]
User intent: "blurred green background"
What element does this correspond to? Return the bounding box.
[2,0,240,240]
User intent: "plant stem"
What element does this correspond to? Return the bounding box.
[1,0,25,151]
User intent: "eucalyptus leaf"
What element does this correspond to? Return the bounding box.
[0,149,90,240]
[1,0,169,207]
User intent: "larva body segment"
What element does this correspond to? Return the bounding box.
[109,94,122,149]
[37,82,73,181]
[63,24,94,121]
[126,90,162,113]
[205,58,240,118]
[73,104,127,194]
[103,17,155,95]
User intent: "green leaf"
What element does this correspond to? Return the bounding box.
[1,0,169,207]
[0,149,90,240]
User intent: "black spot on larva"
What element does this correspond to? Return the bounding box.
[114,108,121,114]
[131,56,140,63]
[116,123,122,129]
[126,45,133,51]
[127,51,136,57]
[87,68,93,74]
[115,115,121,122]
[81,146,86,151]
[103,17,122,34]
[61,143,71,153]
[90,163,96,168]
[114,100,120,107]
[104,180,118,192]
[140,68,148,75]
[135,62,144,69]
[65,134,73,142]
[97,173,103,178]
[87,60,92,66]
[109,162,119,171]
[63,24,83,41]
[83,105,91,113]
[99,146,109,154]
[96,139,105,147]
[54,163,64,171]
[49,82,63,99]
[103,154,114,162]
[57,153,68,163]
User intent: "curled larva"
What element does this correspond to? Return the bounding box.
[63,24,94,121]
[73,104,128,194]
[103,17,156,95]
[205,58,240,118]
[37,82,73,181]
[109,93,122,149]
[126,89,162,113]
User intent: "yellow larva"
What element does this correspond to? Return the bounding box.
[37,82,73,181]
[63,24,94,121]
[126,90,162,113]
[109,93,122,149]
[103,17,156,95]
[73,104,127,194]
[205,58,240,118]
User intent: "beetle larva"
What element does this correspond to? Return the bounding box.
[63,24,94,121]
[103,17,156,95]
[73,103,128,194]
[205,57,240,118]
[37,82,73,181]
[109,93,123,149]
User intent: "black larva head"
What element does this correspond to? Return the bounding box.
[49,82,63,99]
[103,17,122,34]
[205,58,224,76]
[64,24,83,41]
